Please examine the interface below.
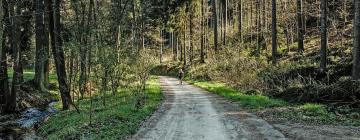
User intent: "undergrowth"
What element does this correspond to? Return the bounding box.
[37,77,163,140]
[189,80,360,126]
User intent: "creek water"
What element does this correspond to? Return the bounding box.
[1,102,58,140]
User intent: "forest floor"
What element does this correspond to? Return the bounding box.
[133,76,360,140]
[38,77,163,139]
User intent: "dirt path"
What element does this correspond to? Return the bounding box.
[131,76,287,140]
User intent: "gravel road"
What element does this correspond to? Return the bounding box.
[131,76,287,140]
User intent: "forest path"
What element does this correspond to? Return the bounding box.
[131,76,286,140]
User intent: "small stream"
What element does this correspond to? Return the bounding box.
[1,102,59,140]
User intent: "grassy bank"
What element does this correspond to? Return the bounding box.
[188,81,287,109]
[38,77,163,140]
[188,80,360,126]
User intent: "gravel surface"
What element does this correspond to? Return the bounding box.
[131,76,286,140]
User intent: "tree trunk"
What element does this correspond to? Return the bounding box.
[180,35,183,61]
[0,0,9,113]
[320,0,327,71]
[271,0,277,65]
[79,1,87,99]
[238,0,242,41]
[160,28,163,64]
[200,0,205,63]
[34,0,46,91]
[43,0,50,88]
[256,0,260,56]
[176,35,179,61]
[172,32,175,61]
[189,1,194,64]
[353,0,360,80]
[297,0,304,52]
[222,0,227,46]
[212,0,219,53]
[7,0,21,113]
[52,0,72,110]
[183,27,187,66]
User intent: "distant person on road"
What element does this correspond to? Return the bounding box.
[178,68,184,85]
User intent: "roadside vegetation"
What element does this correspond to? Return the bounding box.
[188,80,360,126]
[188,81,287,109]
[38,77,162,140]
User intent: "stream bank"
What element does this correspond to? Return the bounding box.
[0,101,59,140]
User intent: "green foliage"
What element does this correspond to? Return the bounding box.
[38,77,163,140]
[300,104,328,116]
[189,81,287,109]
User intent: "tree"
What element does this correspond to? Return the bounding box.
[296,0,304,52]
[212,0,219,53]
[320,0,327,71]
[52,0,72,110]
[183,20,187,66]
[271,0,277,64]
[34,0,47,91]
[0,0,9,113]
[200,0,205,63]
[238,0,242,41]
[222,0,227,46]
[353,0,360,80]
[6,0,21,113]
[189,1,194,64]
[160,28,163,64]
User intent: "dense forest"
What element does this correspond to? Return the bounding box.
[1,0,360,139]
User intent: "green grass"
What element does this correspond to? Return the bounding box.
[38,77,163,140]
[7,69,58,83]
[188,80,360,126]
[188,81,287,109]
[300,103,329,116]
[8,69,35,81]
